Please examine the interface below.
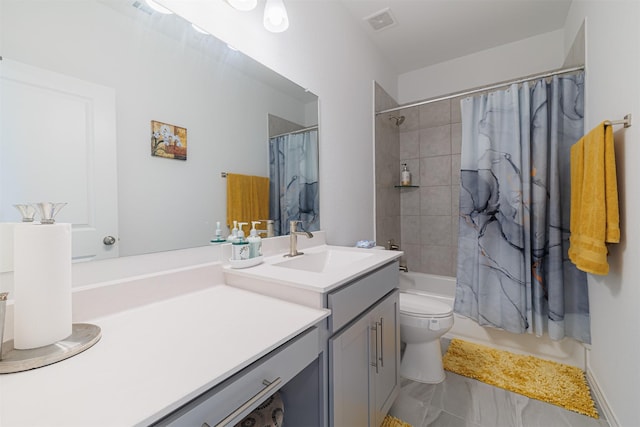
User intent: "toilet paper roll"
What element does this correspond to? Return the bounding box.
[13,223,72,349]
[0,223,18,272]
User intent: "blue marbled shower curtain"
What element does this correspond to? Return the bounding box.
[455,72,591,343]
[269,129,319,236]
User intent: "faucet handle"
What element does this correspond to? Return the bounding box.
[289,220,301,232]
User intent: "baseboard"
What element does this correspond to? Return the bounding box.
[586,367,619,427]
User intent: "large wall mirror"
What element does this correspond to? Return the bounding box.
[0,0,319,262]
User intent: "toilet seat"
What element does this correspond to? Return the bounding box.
[399,292,453,318]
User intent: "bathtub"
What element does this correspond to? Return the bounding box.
[399,271,587,369]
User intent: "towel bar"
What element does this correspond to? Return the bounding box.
[605,114,631,128]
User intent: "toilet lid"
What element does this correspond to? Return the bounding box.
[399,292,453,318]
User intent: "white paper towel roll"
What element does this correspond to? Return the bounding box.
[13,223,72,349]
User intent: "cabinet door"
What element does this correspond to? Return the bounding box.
[329,312,371,427]
[371,290,401,427]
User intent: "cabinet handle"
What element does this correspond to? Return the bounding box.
[379,317,384,368]
[370,323,379,373]
[214,377,282,427]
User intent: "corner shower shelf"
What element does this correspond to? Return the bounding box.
[394,185,419,188]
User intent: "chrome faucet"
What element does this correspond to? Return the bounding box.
[284,220,313,258]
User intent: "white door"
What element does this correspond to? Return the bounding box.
[0,58,118,263]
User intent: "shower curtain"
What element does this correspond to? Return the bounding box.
[269,129,320,236]
[455,72,591,343]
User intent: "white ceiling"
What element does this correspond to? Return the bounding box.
[339,0,573,75]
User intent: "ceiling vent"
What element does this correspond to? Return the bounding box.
[364,7,397,32]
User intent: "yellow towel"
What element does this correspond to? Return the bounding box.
[226,173,270,236]
[569,122,620,275]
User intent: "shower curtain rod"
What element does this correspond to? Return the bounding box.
[376,65,585,115]
[270,125,318,139]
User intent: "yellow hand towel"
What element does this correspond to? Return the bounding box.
[226,173,270,235]
[568,122,620,275]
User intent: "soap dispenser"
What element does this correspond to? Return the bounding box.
[214,221,223,242]
[227,220,239,243]
[232,222,249,260]
[401,163,412,186]
[248,221,262,258]
[237,222,248,241]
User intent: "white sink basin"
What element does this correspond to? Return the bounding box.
[273,250,374,273]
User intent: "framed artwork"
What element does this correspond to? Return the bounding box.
[150,120,187,160]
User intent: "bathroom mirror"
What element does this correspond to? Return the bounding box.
[0,0,319,260]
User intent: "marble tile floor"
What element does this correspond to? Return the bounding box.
[389,341,610,427]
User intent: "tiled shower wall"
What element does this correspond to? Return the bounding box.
[375,84,463,276]
[398,98,462,276]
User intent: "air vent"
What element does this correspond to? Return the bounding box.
[364,7,397,32]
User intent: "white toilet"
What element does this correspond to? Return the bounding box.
[399,292,454,384]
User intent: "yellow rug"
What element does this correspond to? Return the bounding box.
[442,339,598,418]
[381,415,412,427]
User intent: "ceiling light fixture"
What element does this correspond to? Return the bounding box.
[263,0,289,33]
[144,0,173,14]
[226,0,258,12]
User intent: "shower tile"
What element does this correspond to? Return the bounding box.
[451,155,461,186]
[420,125,451,157]
[421,216,451,246]
[451,216,459,247]
[451,185,460,215]
[402,216,422,245]
[421,245,454,276]
[400,130,420,159]
[402,243,423,272]
[421,186,452,216]
[420,156,451,187]
[450,95,465,124]
[420,100,451,129]
[400,107,421,132]
[451,123,462,154]
[401,187,420,216]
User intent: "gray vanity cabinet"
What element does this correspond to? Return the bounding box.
[328,262,400,427]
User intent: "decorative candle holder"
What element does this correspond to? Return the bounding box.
[33,202,67,224]
[13,204,36,222]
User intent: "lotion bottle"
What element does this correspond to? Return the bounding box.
[248,221,262,258]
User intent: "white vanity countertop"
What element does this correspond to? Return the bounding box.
[0,284,330,427]
[224,244,402,293]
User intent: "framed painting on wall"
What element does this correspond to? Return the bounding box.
[150,120,187,160]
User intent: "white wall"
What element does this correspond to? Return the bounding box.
[162,0,398,246]
[564,3,640,426]
[397,30,565,104]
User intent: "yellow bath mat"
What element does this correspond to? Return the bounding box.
[381,415,412,427]
[442,339,598,418]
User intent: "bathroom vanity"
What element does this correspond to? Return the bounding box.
[0,234,401,426]
[223,242,402,427]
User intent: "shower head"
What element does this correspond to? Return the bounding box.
[389,115,405,126]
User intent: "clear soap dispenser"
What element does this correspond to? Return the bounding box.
[401,163,412,186]
[248,221,262,258]
[227,220,239,243]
